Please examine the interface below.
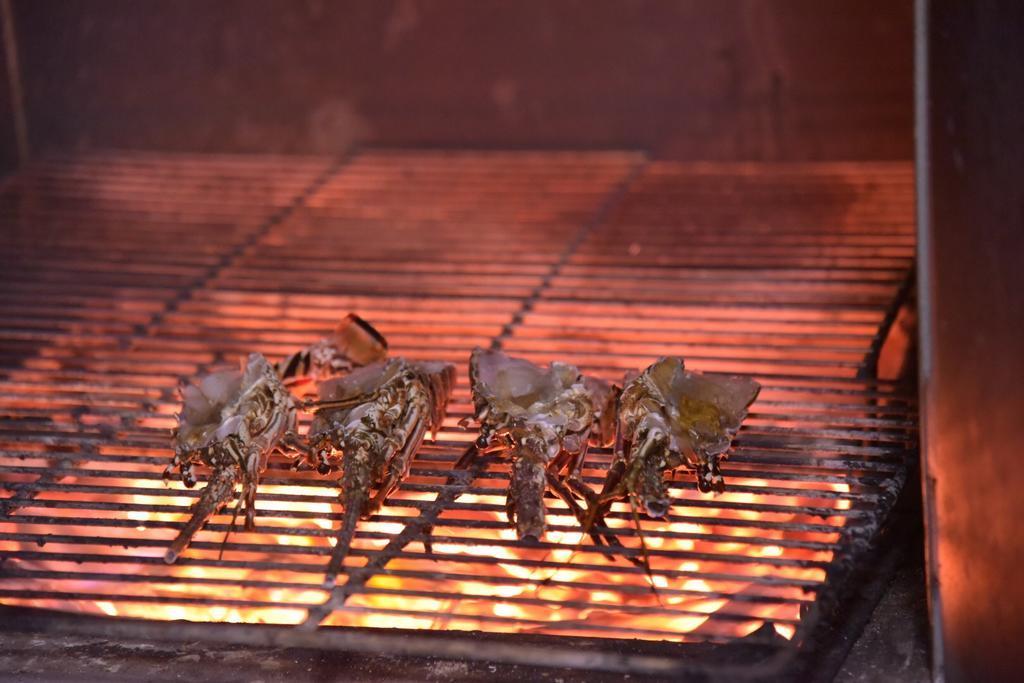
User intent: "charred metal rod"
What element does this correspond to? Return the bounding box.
[301,445,493,629]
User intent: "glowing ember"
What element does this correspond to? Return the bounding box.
[0,346,875,647]
[0,152,915,652]
[0,421,853,642]
[0,422,884,641]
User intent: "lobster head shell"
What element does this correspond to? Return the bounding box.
[469,348,587,427]
[627,356,761,475]
[174,353,277,455]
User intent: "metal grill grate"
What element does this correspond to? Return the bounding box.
[0,150,916,675]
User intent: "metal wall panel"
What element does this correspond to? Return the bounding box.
[917,1,1024,680]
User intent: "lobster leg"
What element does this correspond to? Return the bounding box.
[544,470,609,547]
[565,428,592,482]
[242,447,262,530]
[164,447,203,489]
[279,429,333,474]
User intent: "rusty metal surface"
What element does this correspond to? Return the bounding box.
[0,150,917,676]
[917,1,1024,681]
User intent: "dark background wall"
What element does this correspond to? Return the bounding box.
[0,3,16,175]
[3,0,912,163]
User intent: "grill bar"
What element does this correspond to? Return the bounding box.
[0,150,915,674]
[0,606,779,676]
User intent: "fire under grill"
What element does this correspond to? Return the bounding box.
[0,150,917,677]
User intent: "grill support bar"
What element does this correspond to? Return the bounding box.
[0,604,780,678]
